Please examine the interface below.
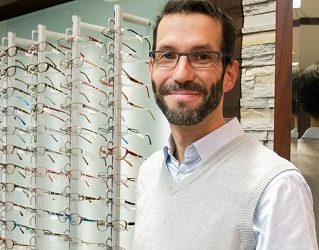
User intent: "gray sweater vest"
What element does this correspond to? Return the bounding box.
[133,135,297,250]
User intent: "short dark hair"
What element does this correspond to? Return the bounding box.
[299,64,319,118]
[152,0,236,65]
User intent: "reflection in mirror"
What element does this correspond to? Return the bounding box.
[290,69,300,156]
[291,0,319,244]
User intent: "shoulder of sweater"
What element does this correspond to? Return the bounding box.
[214,134,296,169]
[143,149,164,164]
[138,150,164,177]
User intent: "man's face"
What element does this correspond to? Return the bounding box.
[149,13,227,126]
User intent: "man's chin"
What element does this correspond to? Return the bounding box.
[164,93,203,105]
[164,99,203,112]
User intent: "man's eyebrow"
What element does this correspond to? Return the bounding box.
[191,45,217,51]
[155,44,217,51]
[155,45,176,51]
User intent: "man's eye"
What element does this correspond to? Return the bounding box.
[195,52,211,60]
[161,52,177,60]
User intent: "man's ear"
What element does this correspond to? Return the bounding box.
[148,58,154,75]
[223,60,239,93]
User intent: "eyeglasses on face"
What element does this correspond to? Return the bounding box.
[149,50,224,69]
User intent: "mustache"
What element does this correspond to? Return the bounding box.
[158,81,208,95]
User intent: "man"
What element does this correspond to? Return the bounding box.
[299,64,319,139]
[133,0,318,249]
[292,63,319,245]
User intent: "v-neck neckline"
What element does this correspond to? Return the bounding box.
[160,135,248,194]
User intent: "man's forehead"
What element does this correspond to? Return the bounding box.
[156,13,222,50]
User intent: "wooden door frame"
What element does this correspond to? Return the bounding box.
[274,0,293,159]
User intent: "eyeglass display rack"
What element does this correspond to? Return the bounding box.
[0,4,151,250]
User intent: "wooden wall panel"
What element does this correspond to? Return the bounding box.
[274,0,293,159]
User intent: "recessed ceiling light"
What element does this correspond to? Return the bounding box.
[293,0,301,9]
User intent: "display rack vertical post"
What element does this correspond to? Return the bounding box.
[3,30,16,246]
[112,4,123,247]
[112,4,151,247]
[4,31,35,242]
[70,15,81,250]
[34,24,47,250]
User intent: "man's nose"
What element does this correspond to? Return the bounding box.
[171,55,195,83]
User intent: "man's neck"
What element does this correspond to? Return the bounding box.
[170,115,225,162]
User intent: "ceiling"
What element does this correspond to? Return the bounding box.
[293,0,319,68]
[0,0,73,22]
[293,0,319,19]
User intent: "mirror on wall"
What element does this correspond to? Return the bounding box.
[291,0,319,244]
[291,0,319,138]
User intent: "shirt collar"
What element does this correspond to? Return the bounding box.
[163,117,244,163]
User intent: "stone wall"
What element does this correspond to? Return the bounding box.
[241,0,276,148]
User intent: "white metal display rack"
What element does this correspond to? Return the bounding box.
[0,4,150,250]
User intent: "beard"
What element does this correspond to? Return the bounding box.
[152,75,224,126]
